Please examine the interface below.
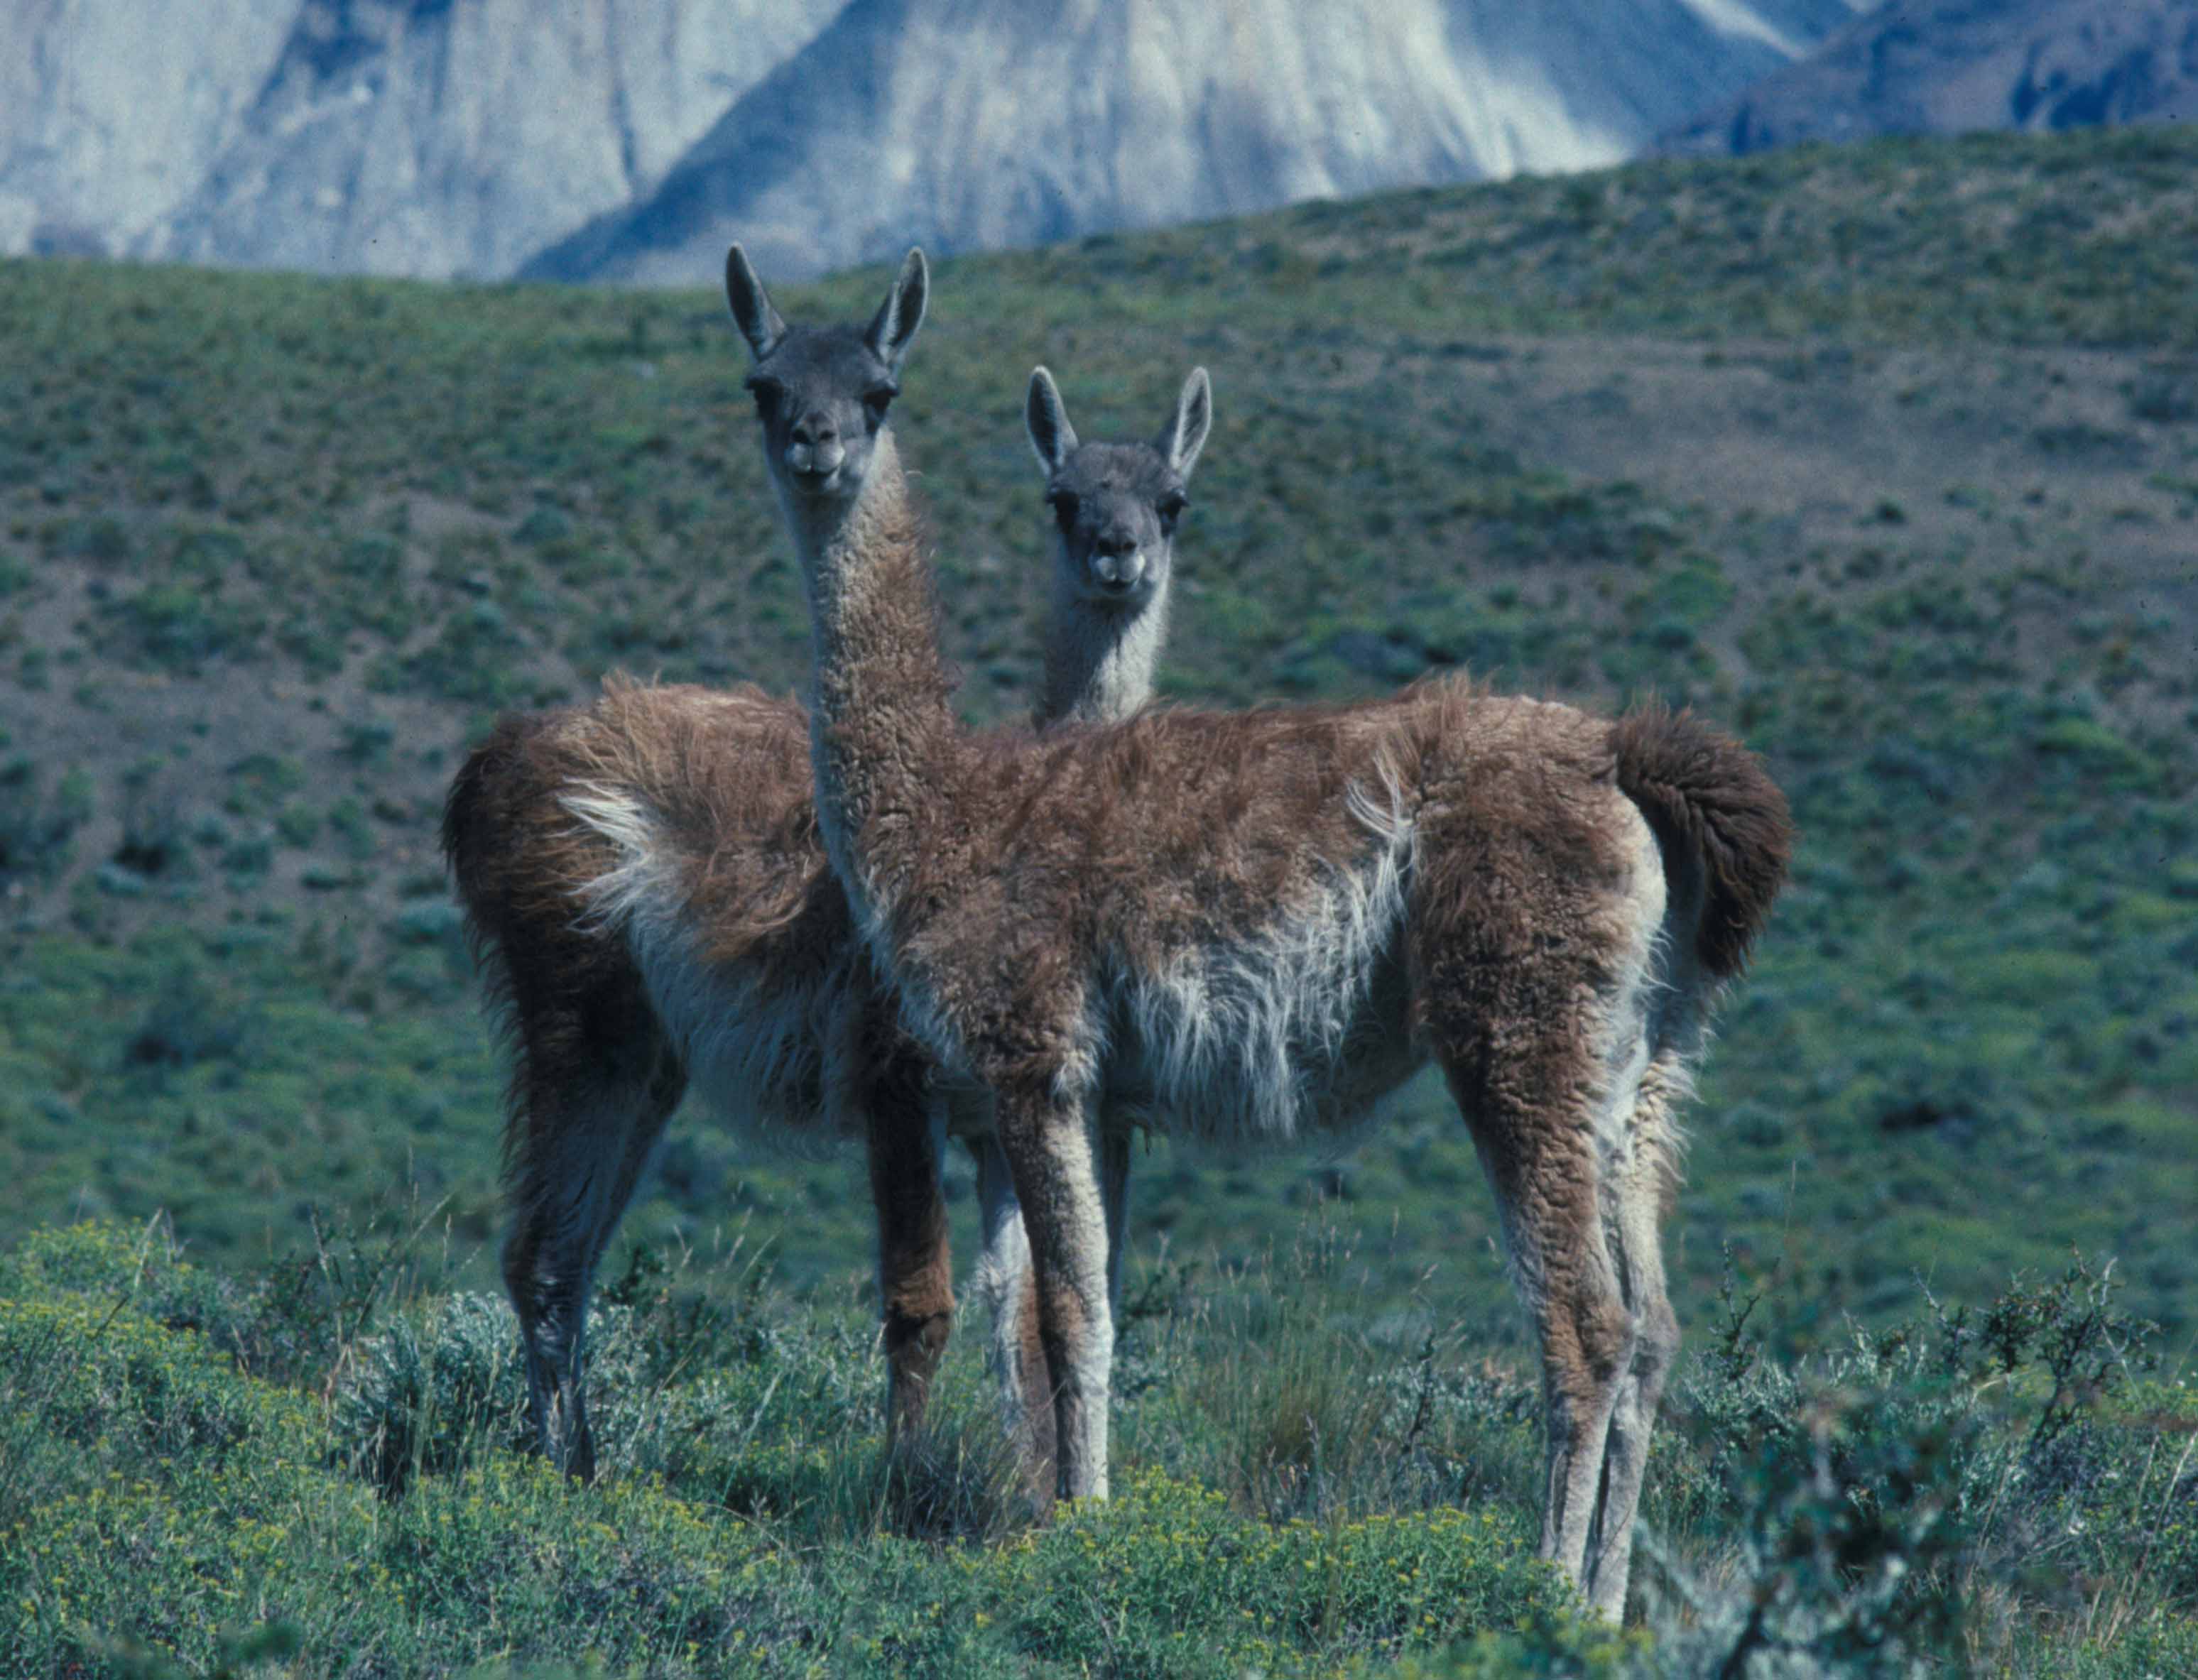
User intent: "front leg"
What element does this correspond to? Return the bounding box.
[995,1080,1114,1502]
[866,1048,954,1439]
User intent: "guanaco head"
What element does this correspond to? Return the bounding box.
[725,244,927,511]
[1026,366,1210,612]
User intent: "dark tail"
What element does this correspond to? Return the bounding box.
[440,710,586,1048]
[442,718,521,944]
[1609,703,1792,979]
[441,711,563,916]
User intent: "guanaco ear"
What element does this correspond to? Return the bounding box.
[866,247,927,373]
[724,244,785,362]
[1025,366,1079,474]
[1156,366,1212,479]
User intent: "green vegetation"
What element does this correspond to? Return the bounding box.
[3,1221,2190,1675]
[0,126,2193,1669]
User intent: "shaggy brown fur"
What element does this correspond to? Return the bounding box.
[445,680,1021,1475]
[447,681,849,1146]
[444,680,880,1476]
[758,251,1792,1620]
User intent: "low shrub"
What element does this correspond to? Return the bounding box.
[2,1224,2194,1676]
[332,1289,535,1495]
[1638,1255,2177,1674]
[0,758,92,886]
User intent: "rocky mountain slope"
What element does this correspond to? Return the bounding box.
[1,0,843,277]
[528,0,1856,282]
[0,0,298,258]
[5,0,1852,280]
[1663,0,2197,155]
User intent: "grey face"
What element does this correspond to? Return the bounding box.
[725,245,926,507]
[1026,366,1211,610]
[1044,445,1187,606]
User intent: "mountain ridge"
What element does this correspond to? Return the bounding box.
[1663,0,2198,156]
[0,0,844,278]
[530,0,1854,283]
[4,0,1851,282]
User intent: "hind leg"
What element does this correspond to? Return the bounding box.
[972,1126,1057,1498]
[1449,1071,1633,1584]
[1429,954,1652,1586]
[1418,792,1673,1602]
[502,1011,683,1480]
[1581,1045,1692,1620]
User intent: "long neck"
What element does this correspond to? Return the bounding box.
[789,430,961,937]
[1038,565,1172,727]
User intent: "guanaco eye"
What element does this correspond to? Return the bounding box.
[745,377,783,415]
[1049,491,1079,530]
[862,384,897,425]
[1158,492,1189,523]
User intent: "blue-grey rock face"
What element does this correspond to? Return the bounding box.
[529,0,1857,283]
[0,0,297,256]
[5,0,1866,281]
[1662,0,2198,156]
[1,0,844,276]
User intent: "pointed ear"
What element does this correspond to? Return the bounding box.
[1025,366,1078,474]
[865,247,928,373]
[1156,366,1212,479]
[724,244,785,362]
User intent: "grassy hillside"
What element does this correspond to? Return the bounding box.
[1,120,2194,1672]
[1,126,2192,1338]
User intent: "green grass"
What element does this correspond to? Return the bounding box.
[0,1223,1579,1677]
[967,126,2198,351]
[2,1221,2191,1676]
